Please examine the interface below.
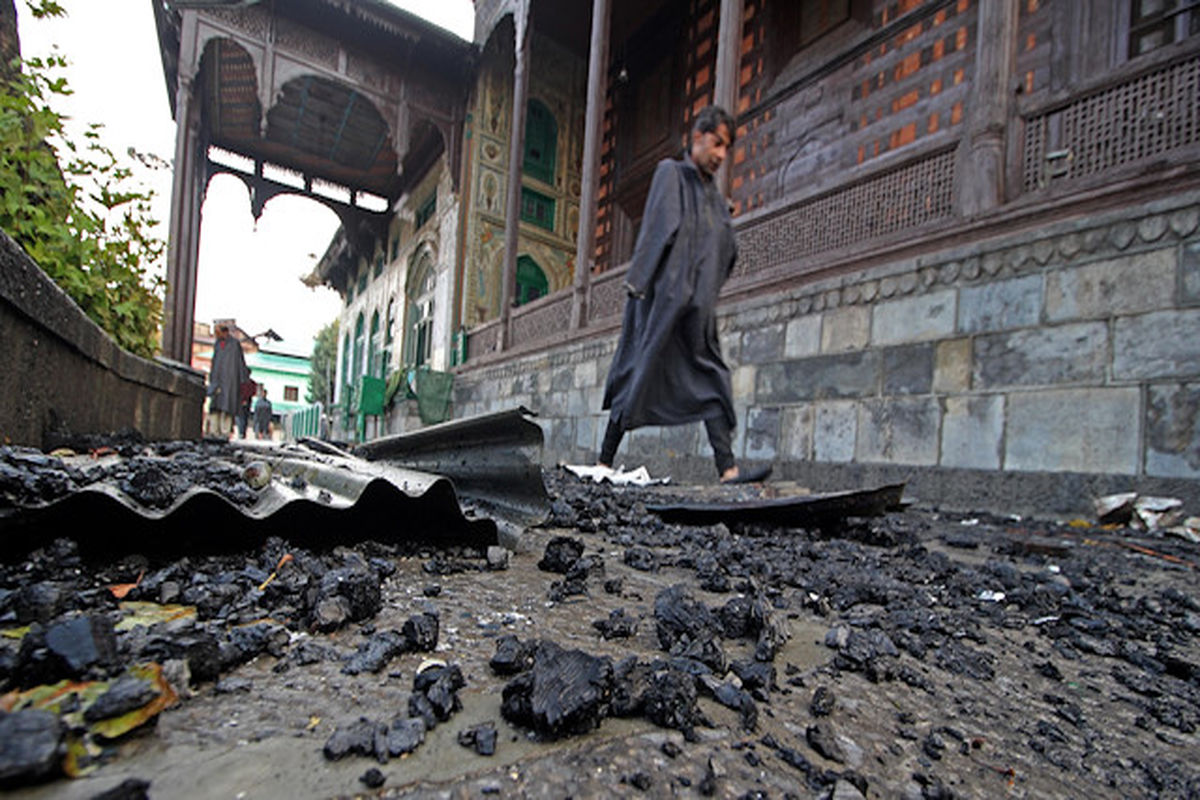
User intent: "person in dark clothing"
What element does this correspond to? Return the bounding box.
[235,398,251,439]
[599,105,771,484]
[253,388,273,439]
[206,322,249,438]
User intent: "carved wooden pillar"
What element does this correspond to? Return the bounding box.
[712,0,744,196]
[570,0,612,330]
[957,0,1019,217]
[163,73,202,363]
[186,112,206,342]
[499,1,531,350]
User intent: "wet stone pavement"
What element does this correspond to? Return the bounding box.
[1,460,1198,799]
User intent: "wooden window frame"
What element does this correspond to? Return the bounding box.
[415,190,438,230]
[1124,0,1200,59]
[368,310,382,378]
[352,313,365,383]
[520,186,556,231]
[405,252,436,368]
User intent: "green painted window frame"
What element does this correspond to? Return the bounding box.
[515,255,549,306]
[520,187,556,231]
[523,99,557,185]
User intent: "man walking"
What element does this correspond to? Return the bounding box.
[598,105,770,484]
[206,322,249,439]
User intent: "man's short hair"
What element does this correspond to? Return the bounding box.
[692,105,735,142]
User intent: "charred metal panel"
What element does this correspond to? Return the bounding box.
[646,482,906,527]
[353,407,551,543]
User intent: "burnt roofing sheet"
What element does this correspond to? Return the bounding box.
[0,409,549,559]
[645,483,908,527]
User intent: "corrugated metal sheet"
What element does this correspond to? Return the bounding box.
[354,407,550,539]
[0,409,549,557]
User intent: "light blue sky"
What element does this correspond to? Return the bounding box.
[16,0,474,355]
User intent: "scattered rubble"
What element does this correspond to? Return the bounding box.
[1093,491,1199,540]
[0,458,1196,796]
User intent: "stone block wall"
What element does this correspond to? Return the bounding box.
[452,192,1200,515]
[0,231,206,449]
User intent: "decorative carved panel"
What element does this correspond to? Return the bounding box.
[510,293,573,348]
[587,264,631,324]
[477,168,504,216]
[276,18,338,70]
[347,52,389,93]
[205,6,271,39]
[466,320,502,360]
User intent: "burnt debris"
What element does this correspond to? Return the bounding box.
[0,457,1196,796]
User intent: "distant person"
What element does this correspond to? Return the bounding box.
[206,323,249,439]
[253,387,273,440]
[235,396,251,439]
[598,105,771,484]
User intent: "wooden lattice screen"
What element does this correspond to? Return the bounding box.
[732,145,956,279]
[1023,53,1200,192]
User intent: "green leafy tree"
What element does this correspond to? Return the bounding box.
[307,319,339,406]
[0,0,164,357]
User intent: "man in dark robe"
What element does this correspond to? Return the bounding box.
[599,105,770,484]
[206,322,249,438]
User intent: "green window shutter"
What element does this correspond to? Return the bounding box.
[515,255,549,306]
[520,187,556,231]
[524,100,557,185]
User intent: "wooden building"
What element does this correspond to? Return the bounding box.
[157,1,1200,512]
